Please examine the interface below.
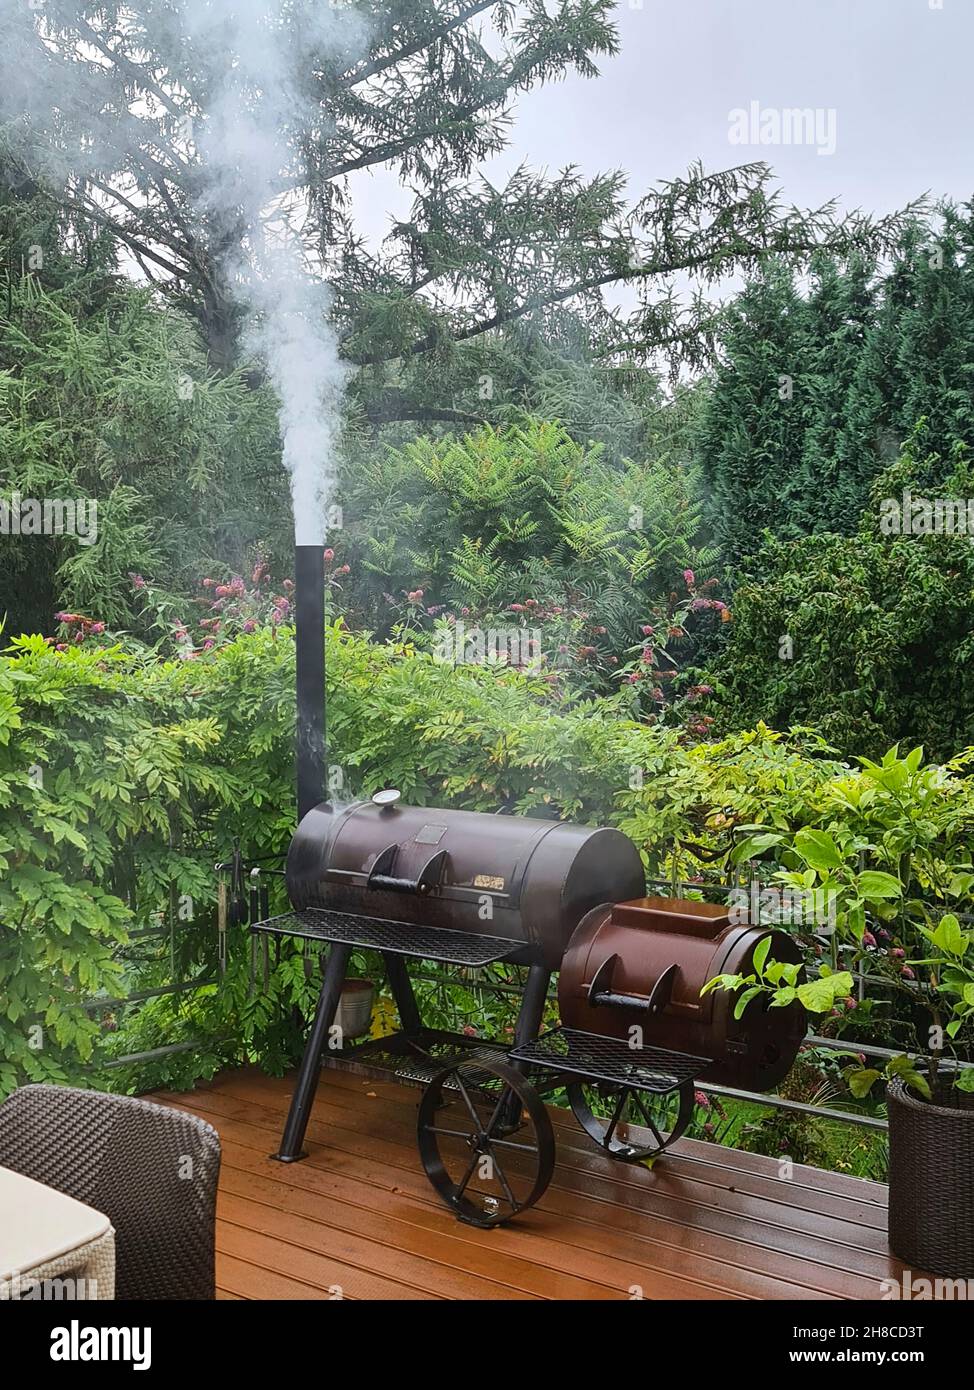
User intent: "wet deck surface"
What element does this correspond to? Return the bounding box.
[153,1065,906,1300]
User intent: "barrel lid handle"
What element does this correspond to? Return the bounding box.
[371,788,401,810]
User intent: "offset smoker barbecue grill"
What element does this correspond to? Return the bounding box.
[252,791,806,1227]
[246,543,806,1227]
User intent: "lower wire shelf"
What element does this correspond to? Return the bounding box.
[317,1026,512,1091]
[509,1026,710,1094]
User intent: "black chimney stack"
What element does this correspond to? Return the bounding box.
[294,543,326,821]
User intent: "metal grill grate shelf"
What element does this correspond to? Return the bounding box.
[510,1026,710,1093]
[250,908,521,966]
[394,1046,512,1090]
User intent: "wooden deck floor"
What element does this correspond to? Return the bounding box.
[152,1065,908,1301]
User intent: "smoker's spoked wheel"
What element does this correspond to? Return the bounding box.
[417,1052,554,1227]
[567,1078,695,1162]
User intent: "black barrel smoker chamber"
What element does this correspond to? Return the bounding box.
[253,793,805,1228]
[248,544,806,1228]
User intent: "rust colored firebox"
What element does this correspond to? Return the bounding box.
[559,896,805,1090]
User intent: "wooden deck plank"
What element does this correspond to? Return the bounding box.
[217,1251,358,1301]
[165,1076,894,1292]
[160,1094,755,1299]
[151,1066,904,1301]
[218,1167,622,1300]
[218,1221,441,1300]
[159,1083,878,1298]
[219,1068,890,1243]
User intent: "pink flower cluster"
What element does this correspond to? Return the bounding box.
[53,612,106,649]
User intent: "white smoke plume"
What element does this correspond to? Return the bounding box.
[178,0,367,544]
[1,0,368,545]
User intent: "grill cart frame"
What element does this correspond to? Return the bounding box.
[252,903,550,1170]
[245,788,801,1228]
[251,905,713,1227]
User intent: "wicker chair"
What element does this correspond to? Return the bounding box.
[0,1084,221,1299]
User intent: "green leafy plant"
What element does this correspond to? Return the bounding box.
[844,912,974,1102]
[701,934,853,1018]
[338,419,724,714]
[708,745,974,1105]
[709,439,974,761]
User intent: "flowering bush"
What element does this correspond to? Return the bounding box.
[373,561,727,739]
[47,550,354,662]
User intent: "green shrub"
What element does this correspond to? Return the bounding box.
[3,625,974,1097]
[0,271,287,636]
[337,418,723,707]
[708,445,974,760]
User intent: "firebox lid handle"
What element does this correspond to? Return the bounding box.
[587,952,618,1003]
[588,956,680,1015]
[646,962,679,1015]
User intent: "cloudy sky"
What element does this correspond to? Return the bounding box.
[351,0,973,245]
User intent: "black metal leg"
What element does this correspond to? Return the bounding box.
[272,942,352,1162]
[512,965,551,1057]
[500,964,550,1128]
[382,952,423,1037]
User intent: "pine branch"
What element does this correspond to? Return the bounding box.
[363,394,487,426]
[337,1,502,88]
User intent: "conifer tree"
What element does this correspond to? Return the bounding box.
[700,205,974,560]
[789,253,878,533]
[0,1,909,422]
[847,207,974,479]
[698,263,814,563]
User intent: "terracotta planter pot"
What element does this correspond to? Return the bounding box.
[334,979,375,1042]
[887,1075,974,1278]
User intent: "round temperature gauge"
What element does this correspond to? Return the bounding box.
[371,788,402,808]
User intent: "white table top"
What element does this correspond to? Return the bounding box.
[0,1165,112,1278]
